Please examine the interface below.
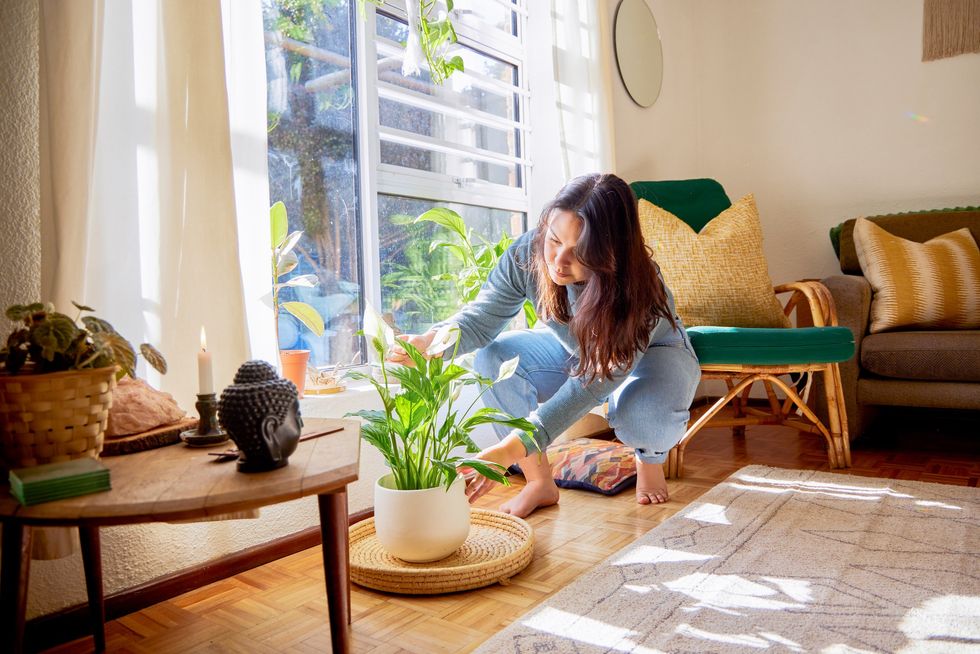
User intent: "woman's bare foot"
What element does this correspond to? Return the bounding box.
[500,479,560,518]
[635,459,669,504]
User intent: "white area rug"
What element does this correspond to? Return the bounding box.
[474,465,980,653]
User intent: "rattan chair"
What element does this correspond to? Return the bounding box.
[631,180,855,478]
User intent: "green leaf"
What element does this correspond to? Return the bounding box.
[289,60,303,83]
[388,213,415,225]
[523,301,538,329]
[81,316,115,334]
[270,201,288,248]
[458,458,510,485]
[139,343,167,374]
[5,304,35,322]
[282,301,325,337]
[71,301,96,313]
[416,208,467,240]
[93,331,136,377]
[398,338,430,371]
[429,241,469,265]
[30,313,78,361]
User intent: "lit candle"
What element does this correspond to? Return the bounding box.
[198,327,214,395]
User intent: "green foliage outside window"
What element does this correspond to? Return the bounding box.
[418,208,538,329]
[380,214,459,331]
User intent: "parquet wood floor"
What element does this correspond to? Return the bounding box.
[46,407,978,653]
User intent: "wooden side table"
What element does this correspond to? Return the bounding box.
[0,418,360,654]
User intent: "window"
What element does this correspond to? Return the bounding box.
[263,0,530,366]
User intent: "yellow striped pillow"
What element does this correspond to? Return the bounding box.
[853,217,980,333]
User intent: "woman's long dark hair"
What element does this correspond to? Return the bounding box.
[533,173,676,382]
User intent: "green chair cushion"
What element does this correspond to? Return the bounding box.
[688,326,855,366]
[630,179,732,233]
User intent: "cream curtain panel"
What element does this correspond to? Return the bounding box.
[39,0,275,417]
[550,0,617,180]
[527,0,616,218]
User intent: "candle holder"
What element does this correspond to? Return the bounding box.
[179,393,229,447]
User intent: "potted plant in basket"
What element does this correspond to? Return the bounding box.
[0,301,167,469]
[347,304,535,562]
[271,201,325,394]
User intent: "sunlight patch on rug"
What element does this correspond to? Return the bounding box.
[684,501,732,524]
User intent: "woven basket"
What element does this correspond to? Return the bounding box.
[349,508,534,595]
[0,366,118,469]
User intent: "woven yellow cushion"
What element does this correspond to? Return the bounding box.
[853,217,980,333]
[638,195,790,328]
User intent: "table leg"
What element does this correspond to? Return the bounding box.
[78,526,106,652]
[318,489,350,654]
[1,522,33,654]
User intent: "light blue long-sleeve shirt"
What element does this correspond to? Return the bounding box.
[438,230,688,451]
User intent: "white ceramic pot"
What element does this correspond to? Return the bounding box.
[373,474,471,562]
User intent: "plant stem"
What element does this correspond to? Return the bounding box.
[378,353,404,487]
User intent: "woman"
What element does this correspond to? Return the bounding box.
[389,174,701,518]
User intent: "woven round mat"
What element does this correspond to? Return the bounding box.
[349,508,534,595]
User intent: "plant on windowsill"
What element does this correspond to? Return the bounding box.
[271,201,326,395]
[0,301,168,469]
[345,303,535,562]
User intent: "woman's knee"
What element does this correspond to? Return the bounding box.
[608,374,698,456]
[610,403,690,453]
[474,339,509,379]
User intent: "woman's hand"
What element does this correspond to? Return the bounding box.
[386,330,437,366]
[461,432,530,504]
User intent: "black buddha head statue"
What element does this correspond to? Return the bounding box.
[218,360,303,473]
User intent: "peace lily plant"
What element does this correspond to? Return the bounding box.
[347,304,534,492]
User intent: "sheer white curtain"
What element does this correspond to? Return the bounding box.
[527,0,617,216]
[40,0,275,414]
[551,0,617,179]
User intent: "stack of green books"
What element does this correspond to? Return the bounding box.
[9,457,111,506]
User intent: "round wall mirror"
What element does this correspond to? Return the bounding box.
[614,0,664,108]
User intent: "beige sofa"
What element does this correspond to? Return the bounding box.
[813,208,980,441]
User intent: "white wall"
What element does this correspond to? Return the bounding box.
[0,0,41,316]
[606,0,980,284]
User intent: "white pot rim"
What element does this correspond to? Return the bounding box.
[376,473,464,494]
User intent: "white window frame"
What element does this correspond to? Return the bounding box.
[355,0,531,313]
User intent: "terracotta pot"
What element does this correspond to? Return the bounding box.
[279,349,310,396]
[374,474,470,562]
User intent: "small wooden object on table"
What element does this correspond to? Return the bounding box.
[101,418,198,456]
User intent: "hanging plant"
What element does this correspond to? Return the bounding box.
[412,0,465,84]
[361,0,464,84]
